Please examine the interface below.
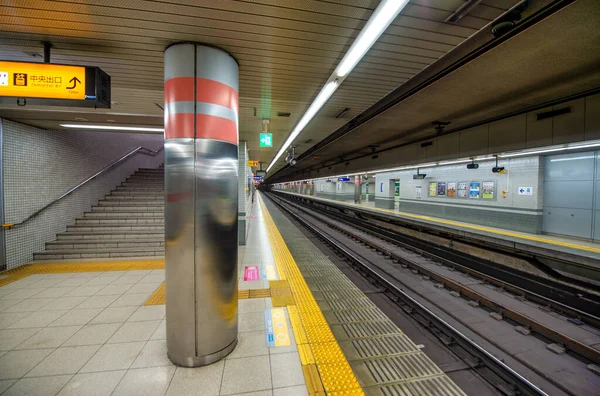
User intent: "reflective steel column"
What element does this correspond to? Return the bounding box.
[164,43,239,367]
[354,175,362,204]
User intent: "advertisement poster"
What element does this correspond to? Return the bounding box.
[415,185,422,199]
[457,182,468,198]
[457,189,468,198]
[429,182,437,196]
[437,182,446,196]
[447,182,456,197]
[482,181,495,199]
[469,182,481,199]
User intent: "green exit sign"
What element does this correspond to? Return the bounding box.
[260,133,272,147]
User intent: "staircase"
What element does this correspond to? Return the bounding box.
[34,167,165,260]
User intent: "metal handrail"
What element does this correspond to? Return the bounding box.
[2,145,163,229]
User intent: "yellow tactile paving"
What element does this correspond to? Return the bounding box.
[258,194,364,395]
[283,192,600,254]
[0,260,165,287]
[143,283,272,306]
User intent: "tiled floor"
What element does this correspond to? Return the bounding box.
[0,202,307,395]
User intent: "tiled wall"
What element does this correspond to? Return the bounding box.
[238,141,252,245]
[1,119,164,269]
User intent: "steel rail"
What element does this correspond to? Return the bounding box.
[268,193,549,396]
[275,194,600,365]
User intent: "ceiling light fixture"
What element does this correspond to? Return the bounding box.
[266,0,409,174]
[60,124,164,132]
[335,0,410,77]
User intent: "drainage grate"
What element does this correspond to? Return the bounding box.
[333,320,399,340]
[342,334,420,360]
[376,374,465,396]
[353,353,443,386]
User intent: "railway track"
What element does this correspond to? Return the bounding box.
[267,192,600,396]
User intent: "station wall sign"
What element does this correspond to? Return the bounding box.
[518,186,533,195]
[253,176,263,181]
[338,177,350,181]
[0,61,111,108]
[247,160,259,167]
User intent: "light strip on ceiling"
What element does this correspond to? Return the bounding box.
[61,124,164,132]
[336,0,410,77]
[266,0,409,174]
[499,142,600,158]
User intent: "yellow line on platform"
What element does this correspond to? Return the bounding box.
[143,283,272,306]
[259,194,364,395]
[287,192,600,254]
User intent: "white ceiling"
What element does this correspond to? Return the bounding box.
[0,0,519,172]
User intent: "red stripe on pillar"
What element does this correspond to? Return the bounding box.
[196,78,238,111]
[165,113,237,144]
[165,77,238,112]
[164,77,194,104]
[165,112,195,139]
[196,114,238,144]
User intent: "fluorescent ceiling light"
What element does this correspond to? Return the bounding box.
[438,159,472,166]
[550,156,595,162]
[336,0,410,77]
[267,81,338,172]
[61,124,164,132]
[266,0,409,175]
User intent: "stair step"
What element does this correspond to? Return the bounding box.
[57,231,163,240]
[34,247,164,260]
[111,191,163,197]
[92,206,163,212]
[47,239,164,250]
[76,218,164,225]
[105,196,162,201]
[98,200,163,206]
[67,225,164,232]
[84,212,162,218]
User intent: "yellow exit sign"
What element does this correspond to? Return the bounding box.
[0,61,86,100]
[247,160,259,167]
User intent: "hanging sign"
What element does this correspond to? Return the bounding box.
[0,61,111,108]
[338,177,350,181]
[247,160,259,167]
[259,133,272,147]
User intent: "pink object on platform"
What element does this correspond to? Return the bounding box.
[244,266,259,281]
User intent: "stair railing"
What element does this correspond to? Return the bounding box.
[2,145,163,229]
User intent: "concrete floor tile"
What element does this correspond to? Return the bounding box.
[139,275,165,284]
[95,284,133,296]
[238,312,265,333]
[220,355,271,395]
[56,278,88,288]
[90,306,137,324]
[42,296,87,311]
[4,375,72,396]
[127,305,165,322]
[76,294,120,310]
[113,366,176,396]
[0,328,42,351]
[63,285,105,298]
[29,278,68,288]
[113,275,145,285]
[32,287,77,299]
[109,293,149,308]
[227,331,268,360]
[0,379,16,394]
[26,345,101,377]
[16,325,81,350]
[63,323,121,346]
[83,276,120,286]
[8,310,68,329]
[228,392,272,396]
[0,312,30,330]
[273,385,308,396]
[107,320,160,343]
[0,349,54,379]
[125,282,162,295]
[80,342,145,373]
[2,288,47,300]
[150,319,166,340]
[0,299,24,312]
[131,340,172,368]
[49,308,102,327]
[4,299,56,313]
[57,370,126,396]
[270,352,304,389]
[165,362,224,396]
[238,299,266,314]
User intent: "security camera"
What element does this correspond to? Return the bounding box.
[290,159,297,166]
[492,166,505,173]
[413,174,426,180]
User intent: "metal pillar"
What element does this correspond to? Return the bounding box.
[164,43,239,367]
[354,175,361,204]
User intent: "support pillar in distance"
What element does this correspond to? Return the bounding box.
[354,175,362,204]
[164,43,239,367]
